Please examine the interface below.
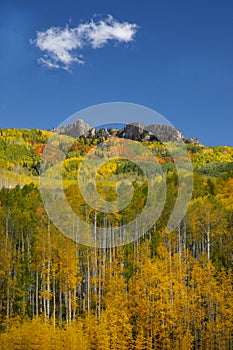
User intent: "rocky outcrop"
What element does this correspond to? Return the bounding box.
[183,137,202,145]
[121,122,145,139]
[147,124,184,142]
[53,119,92,138]
[117,123,184,142]
[120,123,201,144]
[52,119,201,144]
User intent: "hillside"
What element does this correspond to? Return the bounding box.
[0,127,233,189]
[0,127,233,349]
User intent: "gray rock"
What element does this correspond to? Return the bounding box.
[121,123,184,142]
[183,137,202,145]
[147,124,184,142]
[52,119,201,144]
[53,119,92,138]
[124,122,145,139]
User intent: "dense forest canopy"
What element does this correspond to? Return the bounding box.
[0,128,233,349]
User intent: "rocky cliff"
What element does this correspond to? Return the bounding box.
[53,119,201,145]
[53,119,94,138]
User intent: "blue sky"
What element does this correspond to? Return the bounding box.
[0,0,232,145]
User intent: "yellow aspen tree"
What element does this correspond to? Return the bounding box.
[134,326,146,350]
[56,232,81,324]
[100,249,132,350]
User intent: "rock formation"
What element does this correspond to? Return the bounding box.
[53,119,201,144]
[53,119,92,138]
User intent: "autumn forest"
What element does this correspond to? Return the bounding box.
[0,128,233,349]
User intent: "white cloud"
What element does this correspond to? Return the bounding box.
[30,15,138,71]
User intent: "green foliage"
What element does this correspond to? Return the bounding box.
[196,161,233,177]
